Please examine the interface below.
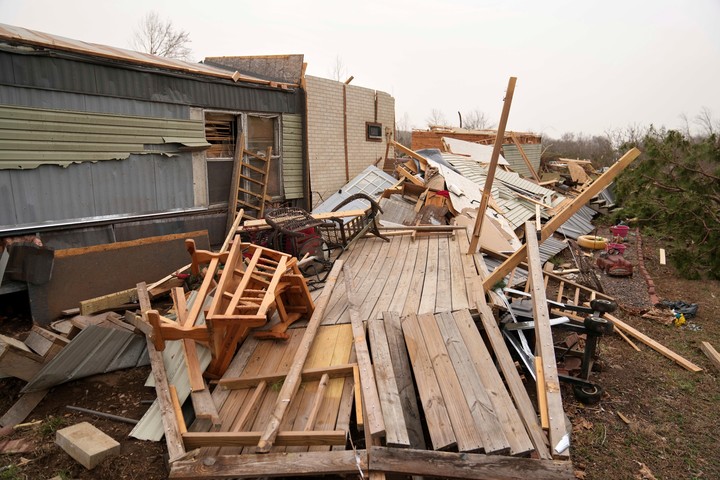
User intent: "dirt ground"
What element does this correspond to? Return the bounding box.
[1,227,719,480]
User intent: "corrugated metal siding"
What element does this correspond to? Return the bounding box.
[0,104,208,169]
[282,114,303,199]
[0,153,194,231]
[502,143,542,179]
[0,50,303,115]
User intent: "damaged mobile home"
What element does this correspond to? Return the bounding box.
[1,24,706,480]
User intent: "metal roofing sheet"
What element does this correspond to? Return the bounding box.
[502,143,542,179]
[442,137,509,165]
[23,324,149,392]
[0,23,295,88]
[282,114,304,200]
[312,166,397,214]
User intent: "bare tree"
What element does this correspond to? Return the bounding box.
[694,106,717,136]
[395,112,412,147]
[426,108,448,128]
[131,11,192,61]
[462,109,496,130]
[330,55,347,82]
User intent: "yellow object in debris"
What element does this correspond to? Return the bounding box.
[577,235,608,250]
[674,313,686,327]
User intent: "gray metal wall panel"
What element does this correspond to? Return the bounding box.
[0,172,17,225]
[0,50,303,114]
[9,162,95,225]
[153,154,193,210]
[90,156,158,216]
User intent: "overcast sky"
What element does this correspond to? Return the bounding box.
[1,0,718,137]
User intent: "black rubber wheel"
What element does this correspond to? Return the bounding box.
[590,298,617,314]
[584,316,613,335]
[573,384,604,404]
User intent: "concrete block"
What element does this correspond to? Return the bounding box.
[56,422,120,469]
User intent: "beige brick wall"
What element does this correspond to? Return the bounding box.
[305,75,395,207]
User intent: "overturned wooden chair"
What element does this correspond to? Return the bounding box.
[147,237,315,379]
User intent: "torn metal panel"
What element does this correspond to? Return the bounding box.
[204,55,305,85]
[0,23,295,87]
[22,324,149,392]
[312,166,396,213]
[556,205,596,240]
[442,137,509,165]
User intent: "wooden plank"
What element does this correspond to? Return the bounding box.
[170,450,365,479]
[476,295,551,459]
[0,390,48,428]
[382,312,426,450]
[136,282,186,462]
[482,147,641,290]
[418,235,439,315]
[448,236,470,311]
[343,264,386,439]
[615,328,641,352]
[183,430,347,449]
[402,237,429,316]
[659,248,666,265]
[386,237,420,315]
[368,317,410,448]
[242,209,367,228]
[362,234,404,320]
[369,446,574,480]
[170,384,188,434]
[524,223,567,457]
[700,341,720,372]
[434,312,510,454]
[79,288,137,316]
[450,309,534,456]
[370,236,411,320]
[401,313,456,451]
[416,313,485,452]
[332,348,357,451]
[469,76,517,253]
[435,236,452,312]
[604,313,702,372]
[535,356,549,429]
[255,260,345,453]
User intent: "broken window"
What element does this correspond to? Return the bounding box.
[204,112,283,208]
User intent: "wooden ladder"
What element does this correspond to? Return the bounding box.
[228,142,273,224]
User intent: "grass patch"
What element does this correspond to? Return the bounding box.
[0,465,21,480]
[38,415,67,438]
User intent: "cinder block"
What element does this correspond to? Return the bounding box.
[56,422,120,469]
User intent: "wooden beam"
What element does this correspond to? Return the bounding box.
[700,341,720,372]
[183,430,347,449]
[511,133,541,182]
[525,222,567,457]
[368,446,574,480]
[469,77,517,254]
[343,264,386,439]
[226,128,245,235]
[79,288,137,316]
[170,450,365,479]
[482,147,642,290]
[136,282,186,462]
[604,313,702,372]
[391,140,428,170]
[255,260,345,453]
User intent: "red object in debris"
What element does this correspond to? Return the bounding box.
[596,253,634,277]
[605,243,627,255]
[435,190,451,198]
[610,225,630,238]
